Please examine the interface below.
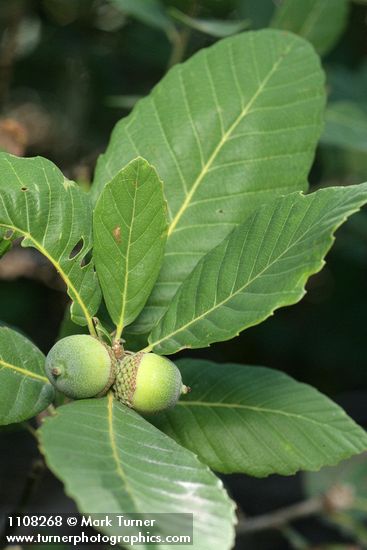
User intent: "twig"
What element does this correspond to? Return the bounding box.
[237,495,324,535]
[237,484,356,536]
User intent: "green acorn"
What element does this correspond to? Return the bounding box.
[113,352,189,415]
[45,335,116,399]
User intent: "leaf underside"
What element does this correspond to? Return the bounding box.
[39,395,236,550]
[152,359,367,476]
[0,327,54,425]
[93,158,168,333]
[92,29,325,341]
[0,153,101,330]
[149,183,367,355]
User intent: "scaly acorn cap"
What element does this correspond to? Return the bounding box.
[113,352,189,415]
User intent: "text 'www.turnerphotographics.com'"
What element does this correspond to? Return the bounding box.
[2,513,194,546]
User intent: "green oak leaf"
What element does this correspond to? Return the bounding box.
[0,153,101,331]
[149,183,367,355]
[93,158,168,336]
[92,29,325,340]
[0,327,54,425]
[270,0,349,56]
[39,395,236,550]
[152,359,367,476]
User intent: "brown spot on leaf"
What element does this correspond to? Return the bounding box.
[113,226,121,243]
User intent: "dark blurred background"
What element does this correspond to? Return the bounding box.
[0,1,366,549]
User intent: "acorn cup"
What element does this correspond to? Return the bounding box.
[113,352,190,415]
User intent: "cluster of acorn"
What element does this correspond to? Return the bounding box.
[45,335,189,414]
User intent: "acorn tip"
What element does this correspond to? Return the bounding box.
[51,366,62,377]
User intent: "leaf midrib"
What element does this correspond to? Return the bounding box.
[0,357,48,382]
[167,39,295,236]
[149,195,318,349]
[107,393,139,511]
[176,400,347,430]
[0,222,94,334]
[150,184,366,352]
[116,171,139,339]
